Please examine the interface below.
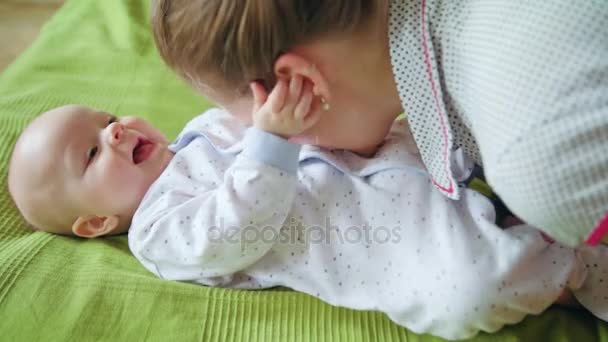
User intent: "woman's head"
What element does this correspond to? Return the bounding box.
[152,0,403,153]
[153,0,377,94]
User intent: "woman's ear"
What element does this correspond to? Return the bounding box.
[274,53,331,102]
[72,215,120,238]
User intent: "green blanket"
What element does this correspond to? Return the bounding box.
[0,0,606,340]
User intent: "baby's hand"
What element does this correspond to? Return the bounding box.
[250,76,321,139]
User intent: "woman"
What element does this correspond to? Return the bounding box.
[152,0,608,247]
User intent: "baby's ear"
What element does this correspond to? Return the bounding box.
[72,215,120,238]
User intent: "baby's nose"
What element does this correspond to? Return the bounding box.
[108,122,124,146]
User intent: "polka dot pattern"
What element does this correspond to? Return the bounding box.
[388,0,608,245]
[129,109,607,339]
[388,0,465,199]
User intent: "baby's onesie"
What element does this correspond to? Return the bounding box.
[129,109,607,340]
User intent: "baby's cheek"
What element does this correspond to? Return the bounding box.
[108,177,147,212]
[108,167,142,195]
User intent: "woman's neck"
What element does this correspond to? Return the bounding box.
[360,0,403,118]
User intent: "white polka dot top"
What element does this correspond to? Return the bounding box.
[129,108,608,339]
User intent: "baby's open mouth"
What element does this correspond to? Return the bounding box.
[133,138,154,164]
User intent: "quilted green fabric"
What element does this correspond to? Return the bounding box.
[0,0,607,340]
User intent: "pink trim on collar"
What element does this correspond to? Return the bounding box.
[585,211,608,246]
[420,0,453,194]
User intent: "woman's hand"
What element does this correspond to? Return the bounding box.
[250,76,321,139]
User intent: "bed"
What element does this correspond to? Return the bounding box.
[1,0,606,340]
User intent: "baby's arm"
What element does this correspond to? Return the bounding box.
[387,213,586,339]
[129,134,300,282]
[129,78,320,283]
[501,216,582,309]
[360,163,587,338]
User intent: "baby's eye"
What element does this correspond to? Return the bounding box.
[87,146,98,163]
[108,116,117,126]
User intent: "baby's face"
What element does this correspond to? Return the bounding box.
[10,105,173,236]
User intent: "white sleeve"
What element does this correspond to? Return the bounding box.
[387,218,586,340]
[367,171,587,339]
[571,245,608,321]
[129,127,301,282]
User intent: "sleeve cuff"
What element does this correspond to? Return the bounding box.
[241,127,301,174]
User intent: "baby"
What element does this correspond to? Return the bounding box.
[8,105,172,237]
[8,78,608,340]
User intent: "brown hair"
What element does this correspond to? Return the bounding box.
[152,0,379,97]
